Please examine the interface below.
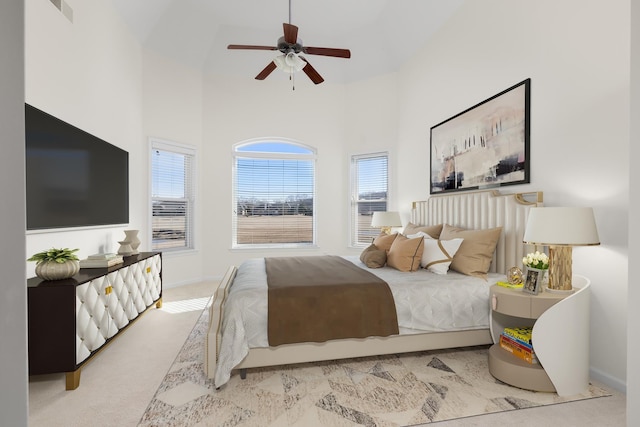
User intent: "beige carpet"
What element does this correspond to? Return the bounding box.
[139,306,610,427]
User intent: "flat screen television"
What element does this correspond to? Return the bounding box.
[25,104,129,230]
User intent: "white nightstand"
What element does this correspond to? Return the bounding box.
[488,275,590,396]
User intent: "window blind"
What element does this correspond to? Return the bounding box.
[151,140,195,251]
[233,141,315,247]
[351,152,389,246]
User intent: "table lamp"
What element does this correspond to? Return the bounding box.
[523,207,600,292]
[371,211,402,235]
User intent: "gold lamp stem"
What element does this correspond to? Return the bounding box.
[548,245,573,291]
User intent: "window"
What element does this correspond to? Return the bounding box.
[233,140,316,248]
[150,139,196,252]
[350,152,389,246]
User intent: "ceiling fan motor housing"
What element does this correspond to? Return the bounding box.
[277,36,303,54]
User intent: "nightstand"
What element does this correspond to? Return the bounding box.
[488,275,590,396]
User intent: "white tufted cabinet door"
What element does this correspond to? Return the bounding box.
[28,252,162,390]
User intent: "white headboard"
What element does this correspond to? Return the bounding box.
[412,190,543,275]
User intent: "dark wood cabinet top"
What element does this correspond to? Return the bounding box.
[27,251,161,288]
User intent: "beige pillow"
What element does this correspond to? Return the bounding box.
[373,232,398,253]
[439,224,503,278]
[386,234,424,272]
[403,222,443,239]
[359,244,387,268]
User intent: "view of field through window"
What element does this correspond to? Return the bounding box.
[234,142,315,246]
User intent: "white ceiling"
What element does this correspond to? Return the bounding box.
[110,0,465,84]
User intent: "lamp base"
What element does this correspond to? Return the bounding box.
[380,226,392,235]
[548,246,573,291]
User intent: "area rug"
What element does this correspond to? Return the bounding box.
[139,305,610,427]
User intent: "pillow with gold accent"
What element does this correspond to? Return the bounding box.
[359,244,387,268]
[439,224,503,279]
[373,232,398,253]
[403,222,443,239]
[420,236,465,275]
[386,234,424,272]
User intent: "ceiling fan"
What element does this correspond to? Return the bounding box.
[227,0,351,86]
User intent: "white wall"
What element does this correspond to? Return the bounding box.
[629,0,639,423]
[24,0,144,277]
[391,0,630,390]
[200,74,350,276]
[0,1,27,425]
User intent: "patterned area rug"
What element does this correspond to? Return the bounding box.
[139,306,610,427]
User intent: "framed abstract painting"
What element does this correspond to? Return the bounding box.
[430,78,531,194]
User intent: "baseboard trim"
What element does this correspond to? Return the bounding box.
[590,366,626,393]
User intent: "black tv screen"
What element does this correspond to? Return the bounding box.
[25,104,129,230]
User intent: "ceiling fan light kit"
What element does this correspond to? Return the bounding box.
[227,0,350,88]
[274,52,306,73]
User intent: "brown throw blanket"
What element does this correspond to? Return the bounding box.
[266,256,399,346]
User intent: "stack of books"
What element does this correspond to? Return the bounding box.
[79,253,124,269]
[499,326,538,364]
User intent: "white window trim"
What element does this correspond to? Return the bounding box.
[149,137,197,254]
[232,137,317,250]
[349,150,393,248]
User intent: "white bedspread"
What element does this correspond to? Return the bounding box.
[214,256,500,387]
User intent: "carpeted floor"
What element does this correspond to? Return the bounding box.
[139,306,610,427]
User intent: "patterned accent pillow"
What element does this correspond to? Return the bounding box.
[420,236,465,275]
[386,234,424,272]
[359,244,387,268]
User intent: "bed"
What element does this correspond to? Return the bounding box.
[205,190,543,388]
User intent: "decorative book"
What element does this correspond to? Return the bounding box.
[499,334,538,364]
[502,326,533,345]
[88,253,120,260]
[80,256,124,268]
[496,281,524,289]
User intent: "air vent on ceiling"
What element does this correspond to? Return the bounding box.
[49,0,73,23]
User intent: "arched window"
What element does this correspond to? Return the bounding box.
[233,139,316,248]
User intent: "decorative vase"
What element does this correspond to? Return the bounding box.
[124,229,141,255]
[117,241,134,256]
[35,260,80,281]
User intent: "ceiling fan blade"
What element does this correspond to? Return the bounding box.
[283,23,298,44]
[255,61,277,80]
[303,47,351,58]
[228,44,277,51]
[299,56,324,84]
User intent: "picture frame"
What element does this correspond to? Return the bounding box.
[523,268,544,295]
[430,78,531,194]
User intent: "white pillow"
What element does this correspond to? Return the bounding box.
[408,232,464,275]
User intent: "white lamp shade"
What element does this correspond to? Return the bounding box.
[371,211,402,228]
[523,207,600,246]
[274,52,306,73]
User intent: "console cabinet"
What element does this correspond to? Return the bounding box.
[27,252,162,390]
[488,275,590,396]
